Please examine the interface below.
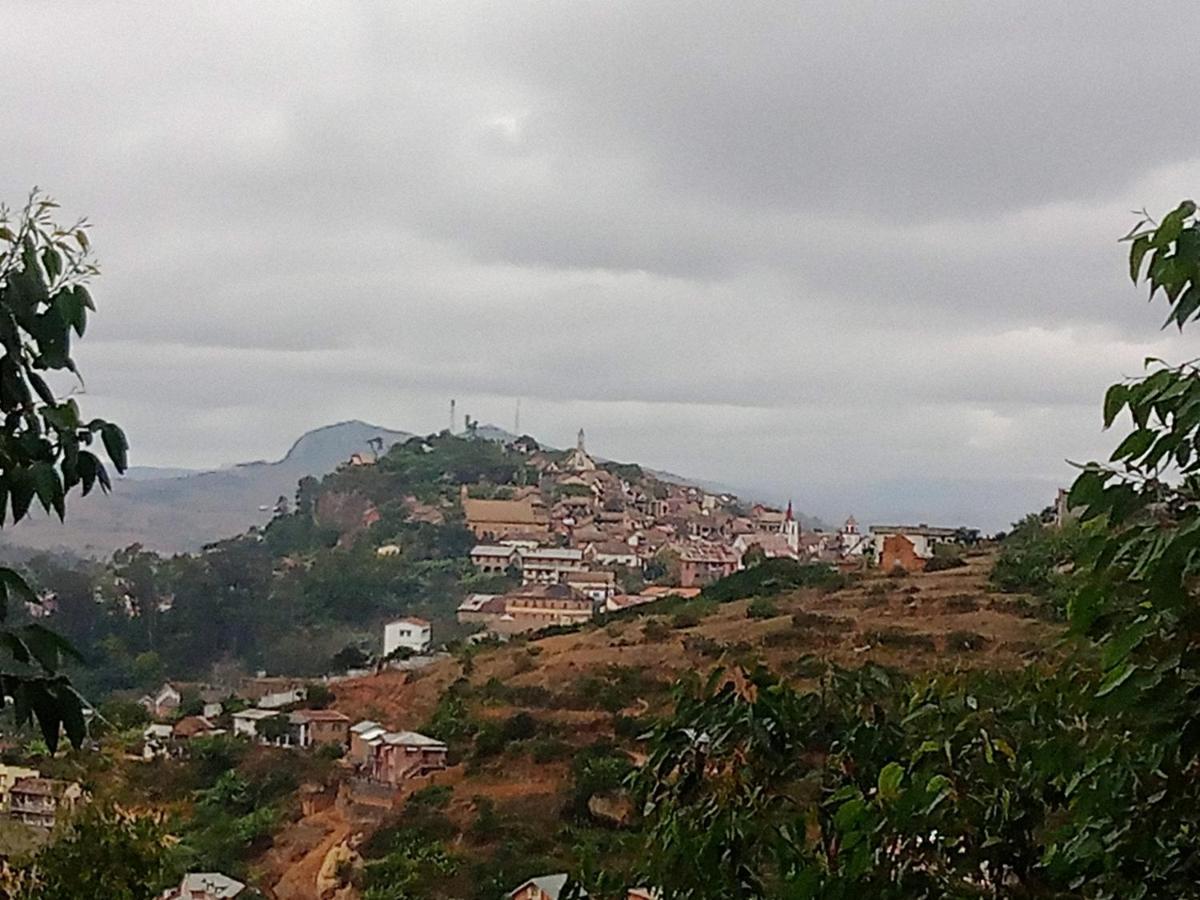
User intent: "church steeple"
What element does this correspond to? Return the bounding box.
[784,498,800,554]
[565,427,596,472]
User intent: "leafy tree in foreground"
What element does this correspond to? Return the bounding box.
[623,200,1200,898]
[0,804,172,900]
[0,190,128,750]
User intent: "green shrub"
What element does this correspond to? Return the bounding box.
[990,515,1085,597]
[642,619,670,642]
[407,784,453,810]
[529,737,571,763]
[925,554,966,572]
[703,558,844,603]
[747,597,780,619]
[671,610,701,629]
[683,635,725,658]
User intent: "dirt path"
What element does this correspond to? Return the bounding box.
[261,806,354,900]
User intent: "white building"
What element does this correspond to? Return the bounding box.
[838,516,870,557]
[256,687,305,710]
[383,617,432,657]
[562,570,616,603]
[160,872,246,899]
[232,708,278,740]
[868,524,960,564]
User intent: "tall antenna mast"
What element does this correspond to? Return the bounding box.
[449,398,456,434]
[514,398,521,435]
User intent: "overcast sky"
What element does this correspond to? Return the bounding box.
[3,2,1198,531]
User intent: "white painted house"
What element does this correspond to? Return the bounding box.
[232,708,278,740]
[383,617,432,657]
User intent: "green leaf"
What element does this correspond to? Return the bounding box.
[1130,234,1152,283]
[1103,384,1128,428]
[57,684,87,748]
[1111,428,1155,463]
[21,623,84,672]
[1096,661,1136,697]
[41,246,61,282]
[100,422,128,473]
[877,762,905,802]
[0,568,37,606]
[30,461,64,520]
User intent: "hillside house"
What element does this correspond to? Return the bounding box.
[878,534,929,573]
[519,547,586,585]
[9,777,83,829]
[503,583,598,631]
[143,723,173,760]
[349,720,387,767]
[160,872,246,899]
[456,593,504,624]
[563,570,616,603]
[470,544,517,574]
[678,544,739,587]
[509,873,577,900]
[289,709,351,748]
[232,708,279,740]
[145,682,181,718]
[0,765,39,811]
[585,540,641,569]
[732,532,798,565]
[369,731,448,784]
[462,492,549,541]
[384,617,432,656]
[172,716,219,743]
[871,525,961,572]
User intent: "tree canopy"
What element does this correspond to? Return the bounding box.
[0,191,128,750]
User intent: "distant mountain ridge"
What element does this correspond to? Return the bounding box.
[2,420,412,557]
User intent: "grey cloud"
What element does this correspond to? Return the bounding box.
[2,0,1197,531]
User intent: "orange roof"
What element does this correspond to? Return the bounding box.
[463,498,544,525]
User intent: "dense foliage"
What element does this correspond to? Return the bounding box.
[700,558,846,604]
[0,191,128,750]
[618,200,1200,898]
[7,434,535,695]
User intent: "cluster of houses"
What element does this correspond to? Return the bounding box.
[140,675,322,758]
[139,679,450,793]
[446,429,972,636]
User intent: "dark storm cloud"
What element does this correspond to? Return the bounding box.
[2,1,1197,530]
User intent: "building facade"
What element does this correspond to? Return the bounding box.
[384,617,432,656]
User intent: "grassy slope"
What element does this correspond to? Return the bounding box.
[261,548,1058,898]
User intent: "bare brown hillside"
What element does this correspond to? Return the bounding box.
[264,551,1059,899]
[334,549,1057,728]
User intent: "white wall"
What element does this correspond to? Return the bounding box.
[384,621,432,657]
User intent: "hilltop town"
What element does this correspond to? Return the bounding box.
[0,426,1004,899]
[447,428,975,637]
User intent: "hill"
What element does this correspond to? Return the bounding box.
[0,420,412,556]
[252,550,1059,897]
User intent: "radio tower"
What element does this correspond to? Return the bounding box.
[449,399,456,434]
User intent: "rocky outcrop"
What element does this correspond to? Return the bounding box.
[587,789,636,827]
